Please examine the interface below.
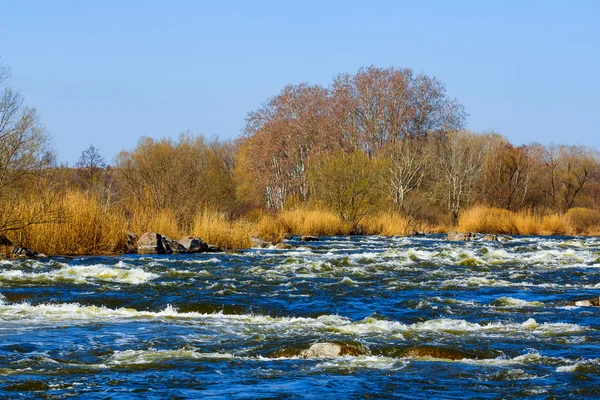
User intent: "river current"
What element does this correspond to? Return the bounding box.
[0,235,599,398]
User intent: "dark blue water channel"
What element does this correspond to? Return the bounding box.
[1,235,599,398]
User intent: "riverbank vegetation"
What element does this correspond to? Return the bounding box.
[2,60,600,255]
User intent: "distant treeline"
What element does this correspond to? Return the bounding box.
[2,62,599,253]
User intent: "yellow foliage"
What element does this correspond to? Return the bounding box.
[361,213,412,236]
[458,205,574,236]
[128,208,182,240]
[276,208,350,236]
[16,191,127,255]
[192,211,253,250]
[565,207,600,234]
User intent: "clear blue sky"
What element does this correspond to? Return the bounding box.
[1,0,598,164]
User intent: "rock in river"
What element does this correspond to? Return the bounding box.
[300,342,368,358]
[402,345,475,361]
[446,231,474,241]
[574,296,600,307]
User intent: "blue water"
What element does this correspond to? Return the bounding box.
[0,235,599,398]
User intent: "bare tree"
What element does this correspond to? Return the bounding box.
[434,131,490,223]
[75,144,106,185]
[385,137,433,211]
[331,66,467,156]
[528,144,599,212]
[239,83,337,209]
[0,58,57,233]
[478,137,531,210]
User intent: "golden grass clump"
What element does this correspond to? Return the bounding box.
[458,206,515,234]
[565,207,600,234]
[361,213,412,236]
[18,191,127,255]
[458,205,574,236]
[192,210,253,250]
[276,208,349,236]
[128,208,182,240]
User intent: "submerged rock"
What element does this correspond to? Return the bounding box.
[300,341,369,358]
[574,296,600,307]
[447,231,474,241]
[481,234,498,242]
[250,236,272,248]
[301,235,320,242]
[402,345,475,361]
[179,236,208,253]
[205,244,223,253]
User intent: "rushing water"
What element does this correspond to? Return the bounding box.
[0,235,599,398]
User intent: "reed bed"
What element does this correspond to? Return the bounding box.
[17,191,127,255]
[192,211,253,250]
[456,205,600,236]
[5,194,600,256]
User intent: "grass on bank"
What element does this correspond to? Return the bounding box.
[458,205,600,236]
[4,194,600,256]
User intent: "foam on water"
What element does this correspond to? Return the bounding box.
[0,300,587,339]
[108,349,235,365]
[0,264,158,285]
[2,235,600,397]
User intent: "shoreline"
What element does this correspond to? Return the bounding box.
[3,229,599,259]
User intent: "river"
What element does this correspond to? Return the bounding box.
[1,235,599,398]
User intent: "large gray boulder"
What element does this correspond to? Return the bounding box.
[162,236,187,253]
[138,232,167,254]
[137,232,186,254]
[179,236,208,253]
[11,245,45,258]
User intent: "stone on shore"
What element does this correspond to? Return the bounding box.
[121,232,139,254]
[11,245,45,258]
[179,236,208,253]
[138,232,186,254]
[138,232,167,254]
